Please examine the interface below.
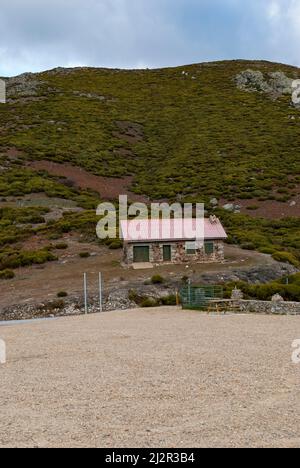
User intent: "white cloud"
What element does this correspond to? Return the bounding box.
[0,0,300,76]
[263,0,300,64]
[267,1,282,21]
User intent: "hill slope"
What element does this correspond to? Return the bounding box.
[1,59,300,201]
[0,60,300,276]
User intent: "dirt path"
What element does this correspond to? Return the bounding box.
[0,308,300,448]
[0,244,280,310]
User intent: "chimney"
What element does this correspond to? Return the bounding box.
[209,215,218,224]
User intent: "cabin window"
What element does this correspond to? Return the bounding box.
[205,241,214,255]
[185,241,196,255]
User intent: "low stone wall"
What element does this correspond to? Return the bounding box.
[210,299,300,315]
[238,300,300,315]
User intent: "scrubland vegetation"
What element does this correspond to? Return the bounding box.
[224,272,300,302]
[0,60,300,289]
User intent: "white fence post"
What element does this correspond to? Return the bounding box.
[0,339,6,364]
[84,273,88,315]
[99,273,103,313]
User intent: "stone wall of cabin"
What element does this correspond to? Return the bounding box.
[123,240,225,266]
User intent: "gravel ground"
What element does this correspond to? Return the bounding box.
[0,307,300,448]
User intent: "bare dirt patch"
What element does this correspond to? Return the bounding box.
[221,196,300,219]
[0,310,300,448]
[113,120,144,144]
[28,160,147,202]
[5,147,24,159]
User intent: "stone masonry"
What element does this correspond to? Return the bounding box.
[123,240,225,266]
[212,298,300,315]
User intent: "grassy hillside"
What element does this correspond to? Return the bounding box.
[1,59,300,200]
[0,59,300,275]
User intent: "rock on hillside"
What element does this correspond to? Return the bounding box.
[5,73,42,99]
[235,69,296,102]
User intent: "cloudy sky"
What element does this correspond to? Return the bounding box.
[0,0,300,76]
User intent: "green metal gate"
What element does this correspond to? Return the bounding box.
[180,285,223,311]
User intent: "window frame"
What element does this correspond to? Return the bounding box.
[185,241,196,255]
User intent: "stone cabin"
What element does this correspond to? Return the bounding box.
[120,217,227,267]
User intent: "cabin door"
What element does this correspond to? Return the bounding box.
[133,245,150,263]
[163,245,172,262]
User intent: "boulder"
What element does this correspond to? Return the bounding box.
[272,294,284,303]
[223,203,234,212]
[231,288,244,301]
[235,70,295,102]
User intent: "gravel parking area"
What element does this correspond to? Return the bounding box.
[0,307,300,448]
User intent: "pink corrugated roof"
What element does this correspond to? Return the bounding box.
[120,218,227,242]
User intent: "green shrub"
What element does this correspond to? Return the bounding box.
[0,248,57,270]
[59,222,72,233]
[57,291,68,298]
[240,242,255,250]
[272,251,299,267]
[79,252,90,258]
[161,295,177,306]
[224,272,300,302]
[258,247,276,255]
[0,269,15,280]
[128,289,139,303]
[151,275,164,284]
[108,240,123,250]
[141,298,158,308]
[47,233,61,240]
[55,243,68,250]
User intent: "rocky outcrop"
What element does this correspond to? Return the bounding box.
[222,203,241,213]
[73,90,107,101]
[0,291,136,322]
[235,70,297,103]
[0,283,177,322]
[6,73,42,100]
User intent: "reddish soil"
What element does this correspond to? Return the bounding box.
[221,196,300,219]
[5,147,24,160]
[28,160,148,203]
